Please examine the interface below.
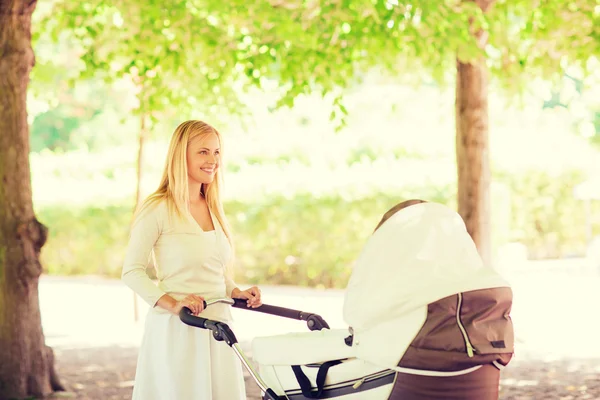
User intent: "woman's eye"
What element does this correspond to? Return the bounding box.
[199,150,208,155]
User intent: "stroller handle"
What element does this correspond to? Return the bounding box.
[179,306,279,398]
[178,297,330,331]
[179,307,210,329]
[231,298,330,331]
[179,307,239,346]
[206,298,234,307]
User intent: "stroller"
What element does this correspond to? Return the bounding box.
[180,201,514,399]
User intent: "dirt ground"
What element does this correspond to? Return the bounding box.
[46,344,600,400]
[39,268,600,400]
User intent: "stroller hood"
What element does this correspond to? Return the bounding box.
[342,202,510,368]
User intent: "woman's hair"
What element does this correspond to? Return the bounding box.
[133,120,233,246]
[373,199,427,233]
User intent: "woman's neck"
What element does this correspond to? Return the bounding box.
[188,182,203,205]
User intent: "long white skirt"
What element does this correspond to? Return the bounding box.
[132,308,247,400]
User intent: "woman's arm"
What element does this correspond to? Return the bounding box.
[156,292,205,315]
[122,203,207,316]
[121,204,168,308]
[225,270,261,306]
[231,286,262,308]
[225,275,239,298]
[224,255,239,297]
[155,293,177,312]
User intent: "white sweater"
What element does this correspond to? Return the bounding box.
[121,200,237,322]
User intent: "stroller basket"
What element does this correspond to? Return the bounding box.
[179,298,396,400]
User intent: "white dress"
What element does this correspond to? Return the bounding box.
[121,200,246,400]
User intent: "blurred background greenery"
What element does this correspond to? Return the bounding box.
[17,0,597,289]
[28,68,600,288]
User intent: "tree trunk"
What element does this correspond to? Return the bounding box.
[456,60,491,265]
[455,0,494,266]
[135,113,147,208]
[132,113,148,322]
[0,0,64,398]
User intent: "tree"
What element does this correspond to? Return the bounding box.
[0,0,64,398]
[31,2,600,267]
[37,0,248,207]
[455,0,494,264]
[36,0,257,319]
[206,0,599,265]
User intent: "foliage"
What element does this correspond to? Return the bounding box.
[542,72,600,147]
[496,169,597,259]
[29,87,106,152]
[36,187,452,287]
[483,1,599,93]
[36,204,131,276]
[35,1,599,128]
[227,187,454,288]
[36,169,599,287]
[211,0,483,117]
[185,1,599,109]
[28,0,600,285]
[34,0,250,130]
[30,106,86,152]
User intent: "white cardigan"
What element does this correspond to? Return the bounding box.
[121,200,238,322]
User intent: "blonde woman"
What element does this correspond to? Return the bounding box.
[122,120,261,399]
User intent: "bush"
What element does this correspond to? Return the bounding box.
[37,204,134,277]
[226,188,452,288]
[36,186,454,289]
[36,169,600,288]
[496,169,600,259]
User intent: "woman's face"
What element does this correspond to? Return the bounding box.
[186,132,220,185]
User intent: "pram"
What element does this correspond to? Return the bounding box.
[179,201,514,399]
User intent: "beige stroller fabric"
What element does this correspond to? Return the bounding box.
[343,202,510,370]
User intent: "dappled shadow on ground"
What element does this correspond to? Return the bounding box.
[46,344,262,400]
[46,344,599,400]
[46,345,137,400]
[499,357,600,400]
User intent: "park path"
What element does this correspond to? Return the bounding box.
[41,259,600,399]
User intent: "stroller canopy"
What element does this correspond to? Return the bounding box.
[342,202,509,369]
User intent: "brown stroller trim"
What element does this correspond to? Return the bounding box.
[390,364,501,400]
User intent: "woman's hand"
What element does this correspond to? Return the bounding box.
[174,294,205,316]
[231,286,262,308]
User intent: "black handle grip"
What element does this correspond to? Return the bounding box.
[177,300,208,313]
[231,299,329,331]
[179,307,238,345]
[232,298,303,319]
[179,307,209,328]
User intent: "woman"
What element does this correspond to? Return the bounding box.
[122,120,262,399]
